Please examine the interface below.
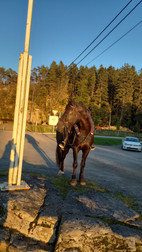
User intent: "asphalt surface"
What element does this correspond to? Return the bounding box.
[0,131,142,204]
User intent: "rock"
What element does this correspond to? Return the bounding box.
[28,217,58,244]
[28,181,63,244]
[56,216,142,252]
[62,190,139,222]
[3,186,46,238]
[0,175,142,251]
[0,198,6,226]
[56,190,142,251]
[9,230,50,252]
[0,228,10,252]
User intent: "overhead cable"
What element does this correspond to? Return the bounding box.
[85,20,142,66]
[76,0,142,66]
[68,0,133,68]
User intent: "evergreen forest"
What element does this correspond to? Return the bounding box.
[0,61,142,132]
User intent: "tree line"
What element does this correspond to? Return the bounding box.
[0,62,142,132]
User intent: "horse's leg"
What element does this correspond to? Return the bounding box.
[70,147,78,186]
[79,148,90,186]
[57,147,69,176]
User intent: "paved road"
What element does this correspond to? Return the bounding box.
[0,131,142,203]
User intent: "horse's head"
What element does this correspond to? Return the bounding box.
[62,100,81,126]
[56,100,92,144]
[56,103,76,146]
[56,101,76,134]
[56,118,65,133]
[56,118,69,145]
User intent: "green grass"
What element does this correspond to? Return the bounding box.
[95,129,142,139]
[52,176,71,199]
[51,176,109,199]
[113,192,135,207]
[86,181,109,193]
[113,192,141,214]
[94,137,122,146]
[26,123,55,133]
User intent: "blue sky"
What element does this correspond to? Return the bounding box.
[0,0,142,72]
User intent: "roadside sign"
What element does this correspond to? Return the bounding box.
[49,116,58,126]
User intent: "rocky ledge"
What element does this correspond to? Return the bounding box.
[0,175,142,252]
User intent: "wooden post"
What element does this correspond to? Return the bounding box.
[0,0,33,191]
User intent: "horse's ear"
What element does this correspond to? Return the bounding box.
[68,99,74,107]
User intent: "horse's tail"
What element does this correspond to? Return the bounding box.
[56,146,60,167]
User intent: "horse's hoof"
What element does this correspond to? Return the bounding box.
[90,145,95,150]
[79,179,86,186]
[70,179,77,186]
[58,170,64,176]
[59,143,65,150]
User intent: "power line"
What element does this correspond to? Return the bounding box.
[85,20,142,66]
[76,0,142,66]
[68,0,133,68]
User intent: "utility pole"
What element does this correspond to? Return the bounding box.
[0,0,34,191]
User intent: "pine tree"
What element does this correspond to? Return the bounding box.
[115,64,135,127]
[95,65,108,108]
[108,66,118,126]
[75,66,90,106]
[132,69,142,131]
[68,63,78,99]
[88,66,96,103]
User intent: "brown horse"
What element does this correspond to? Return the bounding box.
[56,100,94,186]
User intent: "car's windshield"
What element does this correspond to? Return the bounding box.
[125,137,139,142]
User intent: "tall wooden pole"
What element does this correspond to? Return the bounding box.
[0,0,34,191]
[24,0,33,54]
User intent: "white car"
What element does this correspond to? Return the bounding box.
[122,137,142,152]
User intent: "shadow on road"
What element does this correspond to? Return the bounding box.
[25,134,56,169]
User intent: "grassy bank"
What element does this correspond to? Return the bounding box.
[95,129,142,141]
[94,137,122,146]
[26,123,54,133]
[1,122,142,142]
[26,124,142,141]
